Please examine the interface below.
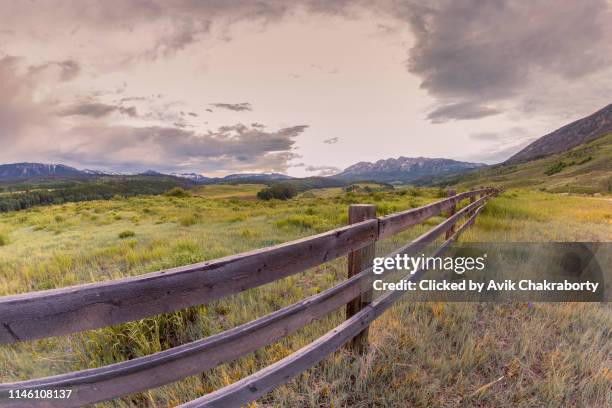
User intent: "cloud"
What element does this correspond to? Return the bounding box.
[144,17,211,59]
[305,165,341,176]
[462,127,534,163]
[50,123,308,174]
[27,59,81,81]
[323,137,339,144]
[465,141,533,164]
[469,132,502,141]
[60,102,138,118]
[400,0,612,121]
[210,102,253,111]
[0,55,58,149]
[427,102,500,123]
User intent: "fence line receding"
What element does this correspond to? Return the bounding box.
[0,187,499,408]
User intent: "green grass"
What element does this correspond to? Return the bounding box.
[451,133,612,194]
[0,187,610,407]
[118,230,136,239]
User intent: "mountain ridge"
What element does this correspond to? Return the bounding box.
[335,156,486,183]
[506,103,612,164]
[0,163,297,184]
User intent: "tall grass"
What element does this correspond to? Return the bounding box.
[0,187,610,406]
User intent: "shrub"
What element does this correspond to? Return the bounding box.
[118,230,136,239]
[435,187,448,198]
[0,232,8,246]
[180,214,199,226]
[544,162,567,176]
[257,183,298,201]
[164,187,190,198]
[276,215,318,229]
[407,187,422,196]
[257,188,273,200]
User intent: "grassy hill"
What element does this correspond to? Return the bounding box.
[444,133,612,194]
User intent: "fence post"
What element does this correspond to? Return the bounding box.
[468,187,476,216]
[346,204,376,354]
[445,189,456,239]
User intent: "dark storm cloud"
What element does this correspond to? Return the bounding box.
[53,123,308,173]
[210,102,252,112]
[60,102,138,118]
[323,137,339,144]
[427,102,500,123]
[401,0,612,121]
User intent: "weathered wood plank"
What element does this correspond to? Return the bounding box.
[445,189,457,239]
[0,269,369,407]
[451,204,486,240]
[0,219,379,344]
[178,236,459,408]
[378,188,489,239]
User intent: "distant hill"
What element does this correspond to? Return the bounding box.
[170,172,213,183]
[221,173,294,182]
[0,163,88,181]
[0,163,296,185]
[506,103,612,164]
[445,133,611,194]
[170,172,293,184]
[335,157,485,184]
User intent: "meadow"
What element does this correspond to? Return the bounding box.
[0,184,610,407]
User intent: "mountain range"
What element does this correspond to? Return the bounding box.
[334,157,485,183]
[0,163,85,180]
[1,103,609,185]
[0,163,296,184]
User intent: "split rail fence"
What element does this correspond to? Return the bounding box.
[0,187,499,407]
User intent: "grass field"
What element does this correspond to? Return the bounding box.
[0,186,610,407]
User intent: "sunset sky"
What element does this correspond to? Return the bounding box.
[1,0,611,176]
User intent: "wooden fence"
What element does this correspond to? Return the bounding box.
[0,187,499,407]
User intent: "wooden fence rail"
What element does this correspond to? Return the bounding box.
[0,187,498,407]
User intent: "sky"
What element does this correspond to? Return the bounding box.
[1,0,611,177]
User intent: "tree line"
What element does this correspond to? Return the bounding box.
[0,177,192,212]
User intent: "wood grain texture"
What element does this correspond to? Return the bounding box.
[345,204,377,353]
[0,219,379,343]
[0,268,372,407]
